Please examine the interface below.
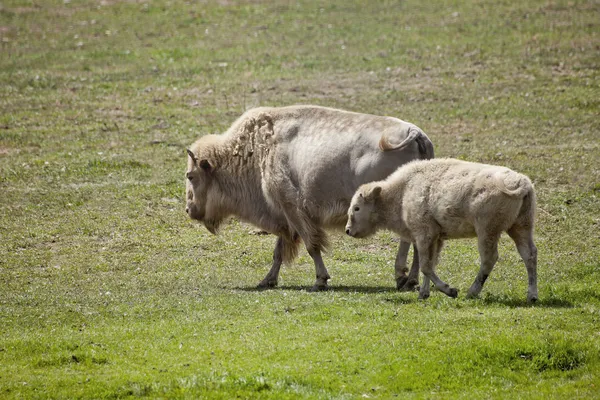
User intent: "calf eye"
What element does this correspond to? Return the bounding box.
[186,172,193,181]
[354,206,360,212]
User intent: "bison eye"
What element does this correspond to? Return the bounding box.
[354,206,360,212]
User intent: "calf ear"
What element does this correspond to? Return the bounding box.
[199,159,212,171]
[365,185,382,200]
[372,186,382,197]
[186,149,198,166]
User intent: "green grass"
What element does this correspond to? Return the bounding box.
[1,0,599,398]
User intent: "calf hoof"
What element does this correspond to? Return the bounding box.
[256,279,277,289]
[309,284,329,292]
[465,291,478,300]
[418,291,430,300]
[400,279,419,292]
[527,295,538,304]
[396,276,408,290]
[448,288,459,298]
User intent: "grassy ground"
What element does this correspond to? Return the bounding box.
[1,0,599,398]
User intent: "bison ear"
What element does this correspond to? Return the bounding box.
[186,149,198,166]
[199,159,212,171]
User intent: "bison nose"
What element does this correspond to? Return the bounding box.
[345,228,351,236]
[185,207,190,214]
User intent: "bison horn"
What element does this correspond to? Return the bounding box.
[186,149,198,166]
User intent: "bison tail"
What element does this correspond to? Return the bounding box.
[416,131,435,160]
[379,126,419,152]
[380,127,435,161]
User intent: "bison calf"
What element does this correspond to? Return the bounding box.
[345,158,538,303]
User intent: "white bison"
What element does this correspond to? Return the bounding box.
[186,105,434,291]
[345,158,538,303]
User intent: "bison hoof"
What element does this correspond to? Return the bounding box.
[256,280,278,289]
[448,288,459,298]
[396,277,408,290]
[418,291,430,300]
[400,279,419,292]
[309,284,329,292]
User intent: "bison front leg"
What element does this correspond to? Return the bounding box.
[257,236,284,288]
[307,246,331,291]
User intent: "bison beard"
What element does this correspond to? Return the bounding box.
[202,218,222,235]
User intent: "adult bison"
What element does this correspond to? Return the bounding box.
[185,105,434,291]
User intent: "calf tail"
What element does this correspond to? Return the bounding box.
[495,172,533,198]
[516,186,536,230]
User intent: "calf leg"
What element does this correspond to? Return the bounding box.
[401,246,420,292]
[508,226,538,303]
[466,234,500,299]
[418,238,457,299]
[394,241,410,288]
[307,246,331,291]
[395,241,420,291]
[420,275,431,300]
[257,236,284,288]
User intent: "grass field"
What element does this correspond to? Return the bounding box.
[1,0,599,398]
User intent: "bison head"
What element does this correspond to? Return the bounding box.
[345,184,382,238]
[185,146,222,234]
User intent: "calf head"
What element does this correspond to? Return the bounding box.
[345,184,382,238]
[185,147,221,234]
